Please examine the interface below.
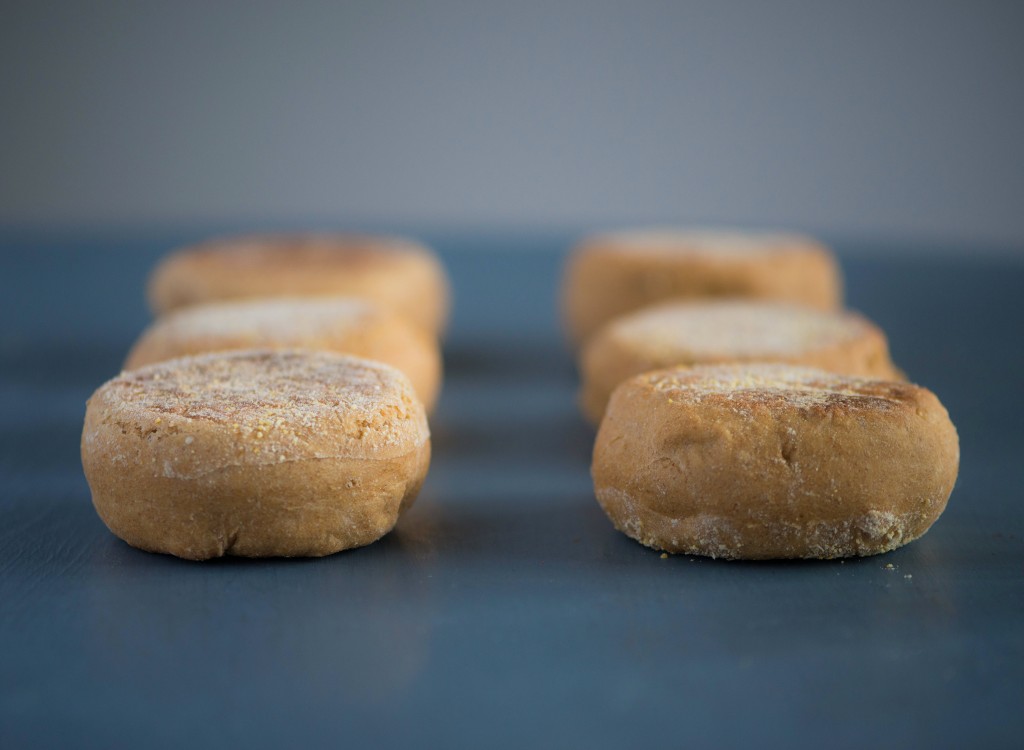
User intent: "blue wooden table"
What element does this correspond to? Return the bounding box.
[1,231,1021,748]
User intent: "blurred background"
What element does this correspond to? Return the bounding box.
[1,0,1022,248]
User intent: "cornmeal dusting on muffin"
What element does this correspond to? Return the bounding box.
[642,363,910,411]
[153,297,376,341]
[185,234,426,271]
[91,350,428,478]
[595,229,815,257]
[612,301,866,358]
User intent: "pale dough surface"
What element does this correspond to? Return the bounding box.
[580,300,898,422]
[147,233,450,336]
[125,296,442,412]
[562,228,842,345]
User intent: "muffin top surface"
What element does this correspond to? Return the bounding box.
[178,233,429,270]
[632,363,917,413]
[583,228,821,258]
[89,350,428,462]
[150,297,380,340]
[608,301,871,359]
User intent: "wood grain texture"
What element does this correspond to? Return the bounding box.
[1,235,1021,748]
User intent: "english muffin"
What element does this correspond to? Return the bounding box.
[592,364,958,559]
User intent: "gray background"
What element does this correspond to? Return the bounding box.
[2,1,1023,246]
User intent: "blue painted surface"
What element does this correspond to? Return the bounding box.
[1,234,1022,748]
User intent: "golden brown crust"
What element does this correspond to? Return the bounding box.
[81,350,431,560]
[562,228,842,345]
[147,233,450,335]
[592,364,959,559]
[580,301,899,423]
[124,297,442,412]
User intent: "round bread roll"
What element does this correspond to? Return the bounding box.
[124,297,442,412]
[563,228,842,345]
[580,300,899,423]
[81,350,430,560]
[147,233,450,336]
[592,364,958,559]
